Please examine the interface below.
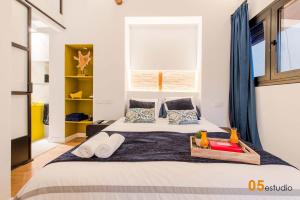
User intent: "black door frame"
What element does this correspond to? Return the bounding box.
[11,0,32,169]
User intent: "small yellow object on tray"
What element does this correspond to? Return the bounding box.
[229,128,239,144]
[70,91,83,99]
[200,130,209,148]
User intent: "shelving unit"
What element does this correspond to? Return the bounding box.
[65,76,93,79]
[65,44,93,138]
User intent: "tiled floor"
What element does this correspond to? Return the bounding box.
[11,138,84,197]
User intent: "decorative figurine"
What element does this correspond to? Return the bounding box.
[70,91,83,99]
[74,50,92,76]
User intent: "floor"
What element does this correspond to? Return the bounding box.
[11,137,84,197]
[31,138,59,158]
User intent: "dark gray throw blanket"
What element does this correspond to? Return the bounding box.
[49,131,292,167]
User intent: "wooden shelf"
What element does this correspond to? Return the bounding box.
[65,98,93,101]
[65,76,93,79]
[65,120,93,124]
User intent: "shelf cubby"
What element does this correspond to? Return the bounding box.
[65,44,93,138]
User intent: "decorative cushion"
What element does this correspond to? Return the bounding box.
[167,110,199,125]
[159,103,201,119]
[125,108,155,123]
[165,98,194,110]
[129,99,155,109]
[129,98,160,119]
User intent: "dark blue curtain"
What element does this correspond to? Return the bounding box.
[229,2,262,149]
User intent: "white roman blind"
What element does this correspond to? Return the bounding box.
[130,24,198,69]
[126,17,202,92]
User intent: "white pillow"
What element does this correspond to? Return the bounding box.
[128,98,160,119]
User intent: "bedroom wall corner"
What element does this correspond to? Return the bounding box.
[0,0,11,199]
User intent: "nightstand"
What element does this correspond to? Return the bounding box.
[86,120,116,138]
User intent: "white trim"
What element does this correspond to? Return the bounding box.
[48,136,65,143]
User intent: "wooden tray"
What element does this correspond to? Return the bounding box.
[190,136,260,165]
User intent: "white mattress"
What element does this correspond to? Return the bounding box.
[15,118,300,200]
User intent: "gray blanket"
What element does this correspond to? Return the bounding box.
[49,131,292,166]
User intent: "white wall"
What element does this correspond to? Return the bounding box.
[0,0,11,198]
[32,33,49,62]
[248,0,300,168]
[256,84,300,168]
[26,0,64,25]
[50,0,241,142]
[31,33,50,103]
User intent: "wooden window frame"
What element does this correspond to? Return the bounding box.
[250,0,300,86]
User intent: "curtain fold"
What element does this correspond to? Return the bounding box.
[229,2,263,149]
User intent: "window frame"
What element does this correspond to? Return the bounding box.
[250,10,271,85]
[250,0,300,86]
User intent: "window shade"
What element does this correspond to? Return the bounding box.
[130,24,198,70]
[250,21,264,46]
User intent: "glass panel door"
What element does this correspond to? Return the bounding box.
[11,0,32,168]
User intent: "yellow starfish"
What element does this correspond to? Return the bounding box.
[74,51,91,73]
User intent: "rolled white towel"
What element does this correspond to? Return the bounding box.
[72,132,109,158]
[95,134,125,158]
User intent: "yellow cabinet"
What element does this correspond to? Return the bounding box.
[31,103,45,142]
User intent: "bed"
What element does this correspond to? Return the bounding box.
[15,117,300,200]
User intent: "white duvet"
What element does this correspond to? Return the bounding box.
[15,118,300,200]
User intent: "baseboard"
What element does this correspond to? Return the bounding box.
[65,133,86,143]
[48,137,65,143]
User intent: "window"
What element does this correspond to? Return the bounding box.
[251,21,266,77]
[250,0,300,86]
[125,17,202,92]
[277,0,300,72]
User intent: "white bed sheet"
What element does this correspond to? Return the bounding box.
[15,118,300,200]
[104,117,225,133]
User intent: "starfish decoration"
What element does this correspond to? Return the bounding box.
[74,50,92,73]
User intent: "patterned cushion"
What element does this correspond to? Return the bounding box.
[167,110,199,125]
[125,108,155,123]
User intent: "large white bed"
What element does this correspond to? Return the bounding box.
[15,118,300,200]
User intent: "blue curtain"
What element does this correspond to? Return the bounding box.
[229,2,262,149]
